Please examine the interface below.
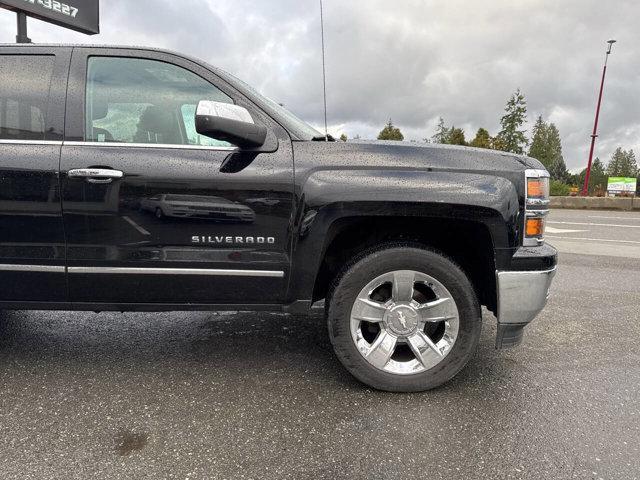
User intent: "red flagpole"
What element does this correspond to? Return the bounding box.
[582,40,616,196]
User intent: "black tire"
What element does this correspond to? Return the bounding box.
[155,208,163,219]
[327,243,482,392]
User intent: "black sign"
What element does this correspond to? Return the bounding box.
[0,0,99,35]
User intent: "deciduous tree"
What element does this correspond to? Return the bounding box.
[377,120,404,141]
[491,135,506,151]
[447,126,467,146]
[469,128,492,149]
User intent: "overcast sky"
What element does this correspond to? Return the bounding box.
[1,0,638,169]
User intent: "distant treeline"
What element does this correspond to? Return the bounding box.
[341,89,638,196]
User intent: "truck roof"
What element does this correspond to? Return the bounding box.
[0,43,200,63]
[2,43,173,51]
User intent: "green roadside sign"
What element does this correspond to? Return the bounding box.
[607,177,637,195]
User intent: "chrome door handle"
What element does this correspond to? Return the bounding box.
[68,168,124,183]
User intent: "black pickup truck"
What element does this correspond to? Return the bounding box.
[0,44,556,391]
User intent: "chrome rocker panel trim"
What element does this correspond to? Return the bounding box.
[0,264,65,273]
[0,264,284,278]
[68,266,284,277]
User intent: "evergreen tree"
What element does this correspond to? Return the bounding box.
[431,117,449,144]
[549,156,569,183]
[579,157,608,194]
[377,120,404,141]
[546,123,568,181]
[469,128,492,149]
[528,116,549,167]
[339,133,347,142]
[547,124,563,160]
[607,147,626,176]
[497,89,528,154]
[527,116,567,181]
[607,148,638,177]
[628,150,638,176]
[447,126,467,146]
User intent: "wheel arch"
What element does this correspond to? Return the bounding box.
[313,214,498,313]
[288,205,507,316]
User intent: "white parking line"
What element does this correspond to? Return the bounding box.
[546,226,587,234]
[547,221,640,229]
[587,215,640,222]
[546,235,640,245]
[122,216,151,236]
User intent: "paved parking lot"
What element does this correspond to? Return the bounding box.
[546,208,640,259]
[0,209,639,479]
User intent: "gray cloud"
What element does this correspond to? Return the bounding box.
[1,0,638,169]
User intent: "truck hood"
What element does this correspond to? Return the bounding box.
[299,139,545,173]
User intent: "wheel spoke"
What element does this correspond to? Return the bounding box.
[407,331,443,367]
[392,271,415,302]
[365,330,397,369]
[417,297,456,323]
[352,297,386,323]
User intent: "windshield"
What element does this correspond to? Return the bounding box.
[212,69,323,141]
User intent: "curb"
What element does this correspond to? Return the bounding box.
[550,196,640,211]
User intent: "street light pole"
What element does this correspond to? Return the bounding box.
[16,11,32,44]
[581,39,616,196]
[319,0,328,141]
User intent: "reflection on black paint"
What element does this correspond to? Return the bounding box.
[0,141,66,301]
[139,194,255,223]
[0,163,64,251]
[0,169,58,203]
[220,152,259,174]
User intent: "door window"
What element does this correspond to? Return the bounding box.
[0,55,54,140]
[180,104,232,147]
[85,57,233,147]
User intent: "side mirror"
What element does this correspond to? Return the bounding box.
[195,101,267,148]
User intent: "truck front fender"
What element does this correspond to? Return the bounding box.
[287,169,520,304]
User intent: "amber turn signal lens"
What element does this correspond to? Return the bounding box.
[527,179,545,198]
[526,217,544,237]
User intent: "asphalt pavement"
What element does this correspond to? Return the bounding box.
[0,209,639,479]
[546,208,640,258]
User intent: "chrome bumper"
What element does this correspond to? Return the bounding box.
[495,267,557,347]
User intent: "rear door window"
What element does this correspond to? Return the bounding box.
[0,55,55,141]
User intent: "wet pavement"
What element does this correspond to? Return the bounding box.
[1,223,639,478]
[546,209,640,259]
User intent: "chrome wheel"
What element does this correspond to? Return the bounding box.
[350,270,460,375]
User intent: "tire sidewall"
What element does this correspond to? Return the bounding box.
[327,245,482,392]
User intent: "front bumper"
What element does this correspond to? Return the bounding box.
[495,266,557,348]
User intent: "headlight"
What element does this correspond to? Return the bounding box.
[527,177,550,200]
[524,169,550,246]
